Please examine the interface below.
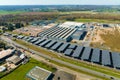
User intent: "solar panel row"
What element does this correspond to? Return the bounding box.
[37,27,77,42]
[22,37,120,69]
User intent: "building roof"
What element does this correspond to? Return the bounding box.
[0,49,14,59]
[26,66,52,80]
[6,55,22,65]
[0,66,6,72]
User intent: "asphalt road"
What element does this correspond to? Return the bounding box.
[1,36,120,80]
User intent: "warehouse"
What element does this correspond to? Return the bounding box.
[71,46,83,58]
[6,55,23,65]
[26,66,52,80]
[59,21,85,29]
[80,47,92,61]
[101,50,111,67]
[111,52,120,69]
[0,49,15,63]
[57,43,70,53]
[64,49,73,56]
[91,48,100,64]
[51,42,63,51]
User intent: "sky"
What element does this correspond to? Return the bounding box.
[0,0,120,5]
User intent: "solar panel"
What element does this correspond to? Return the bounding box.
[51,42,63,50]
[39,39,51,47]
[101,50,111,66]
[71,46,83,58]
[57,43,70,53]
[64,49,73,56]
[91,48,100,64]
[45,41,57,48]
[23,36,28,40]
[111,52,120,69]
[30,38,39,43]
[68,44,77,50]
[34,38,46,45]
[26,37,34,42]
[81,47,91,61]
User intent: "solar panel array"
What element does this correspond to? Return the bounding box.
[37,27,77,42]
[20,36,120,69]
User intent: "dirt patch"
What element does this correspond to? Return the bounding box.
[53,70,76,80]
[91,26,120,52]
[13,24,55,36]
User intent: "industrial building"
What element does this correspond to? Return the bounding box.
[0,49,15,63]
[59,21,86,30]
[26,66,52,80]
[6,55,23,65]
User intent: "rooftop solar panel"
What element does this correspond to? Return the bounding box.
[64,49,73,56]
[45,41,57,48]
[57,43,70,53]
[91,48,100,64]
[39,39,51,47]
[71,46,83,58]
[101,50,111,66]
[51,42,63,50]
[68,44,77,50]
[111,52,120,69]
[30,38,39,43]
[81,47,91,61]
[34,38,46,45]
[23,36,28,40]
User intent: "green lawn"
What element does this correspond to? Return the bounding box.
[0,10,26,15]
[0,58,56,80]
[75,19,120,23]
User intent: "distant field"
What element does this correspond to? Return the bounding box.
[0,58,56,80]
[75,19,120,23]
[0,10,26,15]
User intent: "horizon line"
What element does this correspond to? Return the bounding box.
[0,4,120,6]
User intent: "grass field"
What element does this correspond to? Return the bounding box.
[0,10,26,15]
[0,58,56,80]
[75,19,120,23]
[100,28,120,52]
[13,39,120,79]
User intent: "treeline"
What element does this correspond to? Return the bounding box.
[0,12,58,23]
[58,13,120,21]
[0,23,24,31]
